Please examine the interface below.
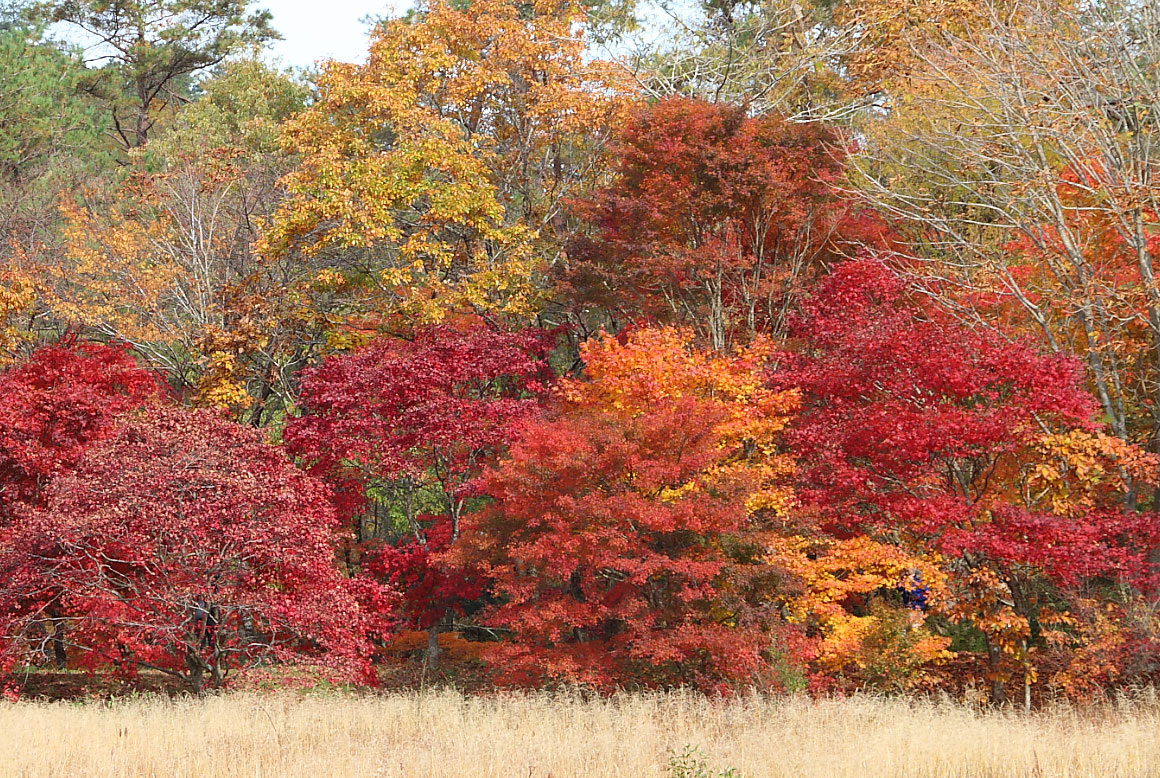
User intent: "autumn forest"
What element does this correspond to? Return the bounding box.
[1,0,1159,711]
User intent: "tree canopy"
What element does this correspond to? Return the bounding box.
[1,0,1159,704]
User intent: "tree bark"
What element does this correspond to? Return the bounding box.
[48,608,67,670]
[985,636,1008,706]
[185,649,206,695]
[424,624,441,671]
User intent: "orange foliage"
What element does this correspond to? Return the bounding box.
[383,631,488,663]
[569,327,798,517]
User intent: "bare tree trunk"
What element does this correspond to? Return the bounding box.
[185,649,206,695]
[707,268,726,352]
[985,636,1008,706]
[48,607,67,670]
[424,624,441,671]
[1023,651,1032,712]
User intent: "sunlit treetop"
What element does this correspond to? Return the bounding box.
[264,0,632,325]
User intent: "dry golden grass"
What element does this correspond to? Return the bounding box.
[1,689,1157,778]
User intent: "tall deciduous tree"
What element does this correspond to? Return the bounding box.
[43,60,311,416]
[776,259,1160,704]
[832,0,1008,95]
[461,326,798,691]
[621,0,858,120]
[564,97,854,350]
[853,0,1160,461]
[265,0,629,326]
[615,0,1003,121]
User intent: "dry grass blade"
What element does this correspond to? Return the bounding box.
[1,689,1157,778]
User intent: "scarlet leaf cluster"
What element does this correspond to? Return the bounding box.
[461,328,796,691]
[775,259,1160,694]
[285,322,553,633]
[0,342,162,523]
[5,408,389,692]
[565,98,852,349]
[777,259,1142,568]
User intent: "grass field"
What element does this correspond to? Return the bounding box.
[1,689,1157,778]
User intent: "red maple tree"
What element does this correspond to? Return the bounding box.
[564,97,855,349]
[0,342,162,524]
[775,259,1160,700]
[0,342,162,675]
[461,327,797,691]
[284,322,552,664]
[4,408,391,693]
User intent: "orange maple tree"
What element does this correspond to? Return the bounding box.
[460,326,800,690]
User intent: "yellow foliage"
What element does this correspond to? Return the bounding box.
[0,265,37,362]
[36,144,303,414]
[769,536,951,686]
[837,0,1017,92]
[51,195,182,343]
[1024,430,1159,516]
[946,566,1031,657]
[194,351,251,410]
[266,0,632,324]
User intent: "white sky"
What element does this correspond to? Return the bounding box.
[257,0,676,70]
[50,0,672,73]
[260,0,402,69]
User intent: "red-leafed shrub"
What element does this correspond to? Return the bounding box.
[0,342,162,524]
[4,408,393,693]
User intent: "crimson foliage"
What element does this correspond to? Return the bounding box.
[0,342,161,523]
[774,259,1142,577]
[285,323,552,633]
[565,97,852,348]
[774,259,1160,693]
[466,403,769,691]
[460,329,790,692]
[4,408,390,692]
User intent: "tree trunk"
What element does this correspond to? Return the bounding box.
[185,649,206,695]
[424,624,441,672]
[985,636,1007,706]
[707,270,726,352]
[48,608,67,670]
[1022,640,1032,712]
